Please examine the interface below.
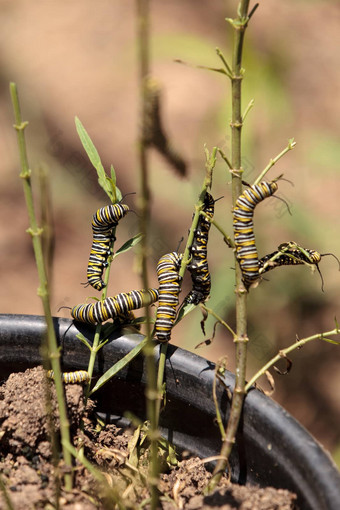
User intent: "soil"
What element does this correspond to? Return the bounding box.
[0,367,297,510]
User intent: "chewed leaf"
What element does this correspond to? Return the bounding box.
[273,353,292,375]
[75,116,114,202]
[115,233,143,256]
[263,370,275,396]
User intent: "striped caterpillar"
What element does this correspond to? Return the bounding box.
[233,181,278,288]
[71,288,159,325]
[154,252,182,343]
[87,203,129,291]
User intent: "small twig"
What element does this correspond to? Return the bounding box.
[215,47,233,78]
[253,138,296,185]
[242,98,254,122]
[245,328,340,391]
[201,305,236,339]
[213,358,228,440]
[217,147,233,170]
[179,146,217,279]
[200,211,234,249]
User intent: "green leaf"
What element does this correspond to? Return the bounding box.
[115,233,144,256]
[90,337,148,394]
[175,302,196,325]
[110,165,122,202]
[133,316,156,325]
[103,165,123,204]
[75,333,92,350]
[75,116,114,202]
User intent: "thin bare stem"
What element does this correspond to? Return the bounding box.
[10,82,73,491]
[216,47,233,78]
[245,328,340,391]
[179,147,217,279]
[38,165,55,287]
[253,138,296,185]
[213,360,228,441]
[136,1,160,508]
[200,211,234,249]
[155,149,217,428]
[208,0,251,491]
[201,304,236,339]
[83,229,117,403]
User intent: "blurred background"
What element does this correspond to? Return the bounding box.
[0,0,339,464]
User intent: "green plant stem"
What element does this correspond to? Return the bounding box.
[208,0,251,491]
[179,147,217,278]
[62,441,125,510]
[83,228,117,403]
[213,361,227,441]
[137,1,160,508]
[245,328,340,391]
[242,98,254,122]
[201,304,236,339]
[10,82,73,491]
[218,147,233,170]
[200,212,234,248]
[253,138,296,185]
[154,149,217,440]
[0,473,15,510]
[155,342,167,418]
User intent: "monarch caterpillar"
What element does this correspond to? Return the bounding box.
[71,288,159,325]
[47,370,90,384]
[233,180,278,288]
[259,243,320,273]
[155,251,182,343]
[259,241,340,290]
[185,192,215,305]
[87,203,129,291]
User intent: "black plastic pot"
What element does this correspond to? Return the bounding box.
[1,314,339,509]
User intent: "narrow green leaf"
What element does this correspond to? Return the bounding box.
[110,165,122,202]
[76,333,92,351]
[197,65,228,75]
[103,165,122,204]
[75,116,113,201]
[175,302,196,325]
[115,233,144,256]
[90,337,148,394]
[133,316,156,325]
[110,164,117,187]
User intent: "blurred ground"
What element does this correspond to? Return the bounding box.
[0,1,339,463]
